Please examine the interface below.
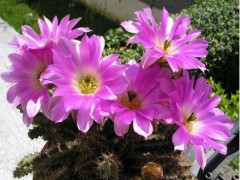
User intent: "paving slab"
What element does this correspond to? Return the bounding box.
[0,18,45,180]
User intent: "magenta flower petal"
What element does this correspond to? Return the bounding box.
[138,108,154,120]
[158,77,175,94]
[193,145,206,170]
[90,100,109,123]
[115,110,135,125]
[50,97,70,123]
[172,127,190,151]
[111,102,124,114]
[113,114,130,137]
[26,98,41,118]
[22,109,33,126]
[168,16,190,40]
[203,137,227,155]
[133,113,153,138]
[96,85,116,100]
[78,35,104,70]
[63,95,82,111]
[158,7,170,43]
[197,123,231,141]
[141,49,164,68]
[120,21,139,33]
[11,15,90,51]
[76,97,94,133]
[6,84,20,106]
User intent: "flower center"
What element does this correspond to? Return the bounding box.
[77,75,98,94]
[182,112,197,132]
[120,90,141,110]
[163,40,171,53]
[154,39,171,54]
[35,66,47,89]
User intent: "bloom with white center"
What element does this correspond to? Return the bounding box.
[170,72,233,169]
[111,60,173,138]
[47,35,128,132]
[1,49,53,125]
[121,7,208,72]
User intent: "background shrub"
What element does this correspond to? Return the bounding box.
[104,28,144,63]
[0,0,39,33]
[208,77,239,121]
[178,0,239,94]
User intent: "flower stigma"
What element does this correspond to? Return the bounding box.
[120,90,141,110]
[35,66,47,89]
[154,39,172,56]
[182,112,197,132]
[163,40,171,53]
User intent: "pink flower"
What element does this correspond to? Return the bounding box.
[121,8,208,72]
[111,60,173,138]
[10,15,90,51]
[1,49,53,125]
[47,35,128,133]
[170,72,233,170]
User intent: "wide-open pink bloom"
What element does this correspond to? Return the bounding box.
[47,35,128,132]
[10,15,90,51]
[111,60,173,138]
[121,8,208,72]
[169,72,233,170]
[1,49,53,125]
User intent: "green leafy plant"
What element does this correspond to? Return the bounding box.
[104,28,144,63]
[208,77,239,121]
[0,0,39,33]
[230,155,239,172]
[178,0,239,94]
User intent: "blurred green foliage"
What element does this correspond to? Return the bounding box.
[104,28,144,63]
[230,155,239,172]
[178,0,239,94]
[0,0,39,33]
[208,77,239,121]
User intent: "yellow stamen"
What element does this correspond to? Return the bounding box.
[76,75,98,94]
[163,40,171,53]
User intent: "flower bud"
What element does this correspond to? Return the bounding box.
[141,162,164,180]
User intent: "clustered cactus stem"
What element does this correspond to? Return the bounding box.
[14,113,192,179]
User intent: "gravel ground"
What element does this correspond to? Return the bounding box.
[0,18,45,180]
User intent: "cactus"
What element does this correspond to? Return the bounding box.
[96,153,122,180]
[13,152,39,178]
[14,114,192,179]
